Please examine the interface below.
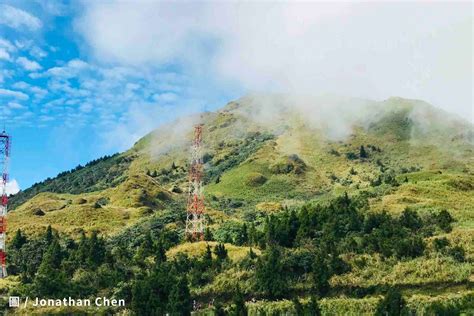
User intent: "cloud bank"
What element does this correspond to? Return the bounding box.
[0,4,42,30]
[6,179,20,196]
[76,1,473,121]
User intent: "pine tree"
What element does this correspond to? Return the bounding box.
[305,296,321,316]
[134,232,154,265]
[311,253,331,296]
[33,239,68,297]
[230,284,247,316]
[255,245,286,299]
[264,215,277,245]
[204,227,213,241]
[248,223,258,246]
[376,288,405,316]
[44,225,53,245]
[88,231,106,268]
[292,297,303,315]
[131,279,158,315]
[214,243,228,261]
[235,223,248,246]
[288,210,299,246]
[248,248,257,260]
[155,237,167,264]
[202,243,213,268]
[167,276,191,316]
[214,300,226,316]
[11,229,27,249]
[75,231,89,267]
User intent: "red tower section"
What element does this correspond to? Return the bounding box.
[0,131,10,278]
[185,125,206,240]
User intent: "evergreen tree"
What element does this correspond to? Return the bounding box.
[88,231,106,268]
[247,223,258,246]
[376,288,405,316]
[305,296,321,316]
[134,232,154,265]
[255,245,287,299]
[75,232,89,266]
[33,239,68,297]
[214,300,226,316]
[248,248,257,259]
[292,297,303,315]
[311,253,331,296]
[235,223,248,246]
[202,244,213,268]
[214,243,228,261]
[359,145,368,159]
[11,229,27,249]
[204,227,213,241]
[288,210,299,246]
[44,225,53,245]
[155,237,167,264]
[131,279,154,315]
[264,215,277,245]
[230,284,247,316]
[167,276,191,316]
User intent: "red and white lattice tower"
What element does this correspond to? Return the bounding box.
[185,124,206,240]
[0,131,10,278]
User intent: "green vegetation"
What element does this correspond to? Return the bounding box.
[2,95,473,314]
[10,153,133,210]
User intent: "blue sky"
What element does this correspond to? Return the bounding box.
[0,1,471,192]
[0,1,242,191]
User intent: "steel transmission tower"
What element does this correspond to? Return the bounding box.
[185,124,206,240]
[0,131,10,278]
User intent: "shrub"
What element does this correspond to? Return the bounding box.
[376,288,405,316]
[245,173,267,187]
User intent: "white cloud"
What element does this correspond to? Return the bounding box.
[41,59,90,79]
[6,179,20,195]
[77,2,473,121]
[153,92,178,103]
[30,46,47,59]
[0,48,10,61]
[0,4,42,30]
[11,81,29,90]
[11,81,48,99]
[0,38,15,52]
[0,38,15,61]
[79,102,93,113]
[0,88,29,100]
[8,101,25,109]
[17,56,42,71]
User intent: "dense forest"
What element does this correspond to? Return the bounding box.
[6,194,465,315]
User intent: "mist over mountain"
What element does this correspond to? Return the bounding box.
[4,95,473,314]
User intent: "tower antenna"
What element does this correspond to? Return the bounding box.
[0,130,10,277]
[185,124,206,241]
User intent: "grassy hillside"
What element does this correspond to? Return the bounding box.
[3,95,473,314]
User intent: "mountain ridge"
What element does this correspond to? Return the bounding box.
[9,95,474,238]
